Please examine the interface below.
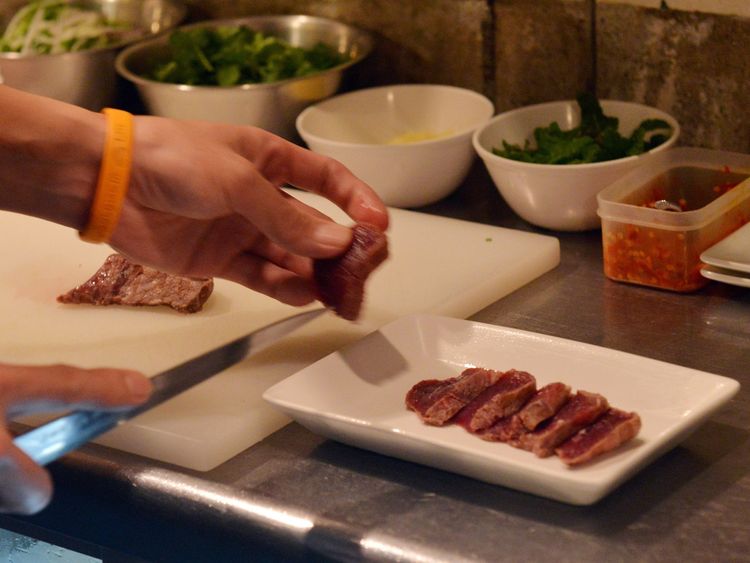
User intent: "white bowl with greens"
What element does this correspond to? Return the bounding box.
[115,15,373,139]
[0,0,185,110]
[473,96,680,231]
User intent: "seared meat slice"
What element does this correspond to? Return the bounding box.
[518,382,572,431]
[58,254,213,314]
[313,223,388,321]
[480,382,571,444]
[405,368,504,426]
[405,366,640,466]
[517,391,609,458]
[556,408,641,466]
[479,413,528,443]
[454,370,537,432]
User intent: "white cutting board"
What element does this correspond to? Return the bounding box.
[1,191,559,470]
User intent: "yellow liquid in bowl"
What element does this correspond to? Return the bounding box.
[386,130,453,144]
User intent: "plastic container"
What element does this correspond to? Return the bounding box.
[597,148,750,292]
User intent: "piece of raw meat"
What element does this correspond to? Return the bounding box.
[313,223,388,321]
[454,370,537,432]
[57,254,213,314]
[405,367,504,426]
[517,391,609,458]
[556,408,641,466]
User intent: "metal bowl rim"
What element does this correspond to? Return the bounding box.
[114,14,374,92]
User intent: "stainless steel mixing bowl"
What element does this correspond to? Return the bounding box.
[115,15,373,139]
[0,0,186,110]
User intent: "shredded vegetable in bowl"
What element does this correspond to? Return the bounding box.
[0,1,126,55]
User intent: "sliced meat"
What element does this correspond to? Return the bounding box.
[517,390,609,458]
[405,367,504,426]
[478,413,527,443]
[57,254,214,314]
[454,370,537,432]
[517,382,572,431]
[313,223,388,321]
[480,381,570,443]
[556,408,642,466]
[405,366,640,466]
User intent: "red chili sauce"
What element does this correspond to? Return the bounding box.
[603,168,746,292]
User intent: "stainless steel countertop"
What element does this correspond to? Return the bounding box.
[5,164,750,562]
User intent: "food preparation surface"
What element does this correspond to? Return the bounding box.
[2,165,749,563]
[1,191,559,470]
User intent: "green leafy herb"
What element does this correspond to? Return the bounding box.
[493,93,672,165]
[149,25,347,86]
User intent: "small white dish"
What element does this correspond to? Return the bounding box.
[700,222,750,274]
[701,264,750,288]
[264,314,739,505]
[296,84,494,208]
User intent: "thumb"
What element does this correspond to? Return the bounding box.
[0,430,52,515]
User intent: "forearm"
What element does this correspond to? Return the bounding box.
[0,86,104,230]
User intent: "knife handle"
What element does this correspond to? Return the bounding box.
[13,409,125,466]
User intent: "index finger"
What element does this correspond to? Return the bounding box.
[0,364,152,418]
[240,129,390,231]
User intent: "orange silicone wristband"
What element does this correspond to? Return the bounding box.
[79,108,133,243]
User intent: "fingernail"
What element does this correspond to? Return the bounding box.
[315,223,352,249]
[125,372,152,401]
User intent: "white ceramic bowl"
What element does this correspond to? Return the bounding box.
[296,84,494,208]
[473,100,680,231]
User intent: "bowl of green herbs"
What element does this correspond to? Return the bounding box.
[115,15,373,139]
[473,95,679,231]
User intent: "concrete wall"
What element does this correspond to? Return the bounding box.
[597,4,749,151]
[185,0,491,96]
[181,0,748,152]
[2,0,745,151]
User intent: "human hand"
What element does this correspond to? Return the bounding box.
[0,87,389,306]
[0,363,152,515]
[109,117,390,306]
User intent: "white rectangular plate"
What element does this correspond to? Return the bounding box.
[263,314,739,505]
[701,222,750,274]
[701,264,750,288]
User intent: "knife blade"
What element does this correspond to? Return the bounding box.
[13,308,326,466]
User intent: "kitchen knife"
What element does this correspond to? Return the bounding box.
[13,308,326,466]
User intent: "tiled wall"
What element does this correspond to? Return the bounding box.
[183,0,748,152]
